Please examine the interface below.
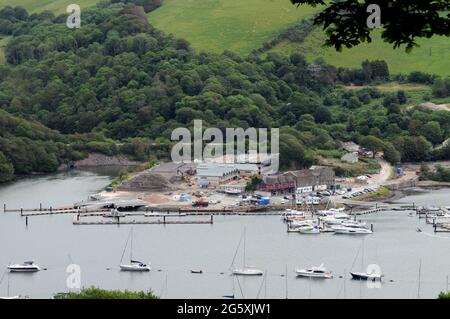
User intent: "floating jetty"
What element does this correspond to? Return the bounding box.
[72,214,214,225]
[72,219,213,226]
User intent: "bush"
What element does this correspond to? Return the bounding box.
[54,287,159,299]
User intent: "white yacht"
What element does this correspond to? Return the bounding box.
[297,224,320,234]
[287,220,319,233]
[232,228,263,276]
[119,228,151,272]
[320,213,350,225]
[316,208,345,216]
[7,261,40,273]
[296,264,332,278]
[120,260,151,272]
[340,220,367,228]
[232,267,264,276]
[333,224,373,234]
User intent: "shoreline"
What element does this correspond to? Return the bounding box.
[58,153,144,171]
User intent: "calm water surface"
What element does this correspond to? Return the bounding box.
[0,170,449,299]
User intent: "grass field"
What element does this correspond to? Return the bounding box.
[147,0,319,55]
[1,0,449,75]
[344,82,450,105]
[0,36,9,64]
[346,82,431,93]
[270,28,450,76]
[0,0,98,14]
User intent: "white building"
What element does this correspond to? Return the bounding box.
[197,163,239,187]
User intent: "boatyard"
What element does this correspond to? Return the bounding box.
[1,168,450,299]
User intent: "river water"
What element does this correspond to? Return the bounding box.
[0,169,449,299]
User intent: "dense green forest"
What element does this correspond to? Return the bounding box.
[0,2,449,183]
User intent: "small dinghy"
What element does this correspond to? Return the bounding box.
[190,270,203,274]
[7,261,40,273]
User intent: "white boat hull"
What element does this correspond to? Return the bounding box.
[8,265,40,273]
[232,268,263,276]
[295,270,332,279]
[333,227,372,234]
[350,272,382,281]
[299,228,320,234]
[120,264,151,272]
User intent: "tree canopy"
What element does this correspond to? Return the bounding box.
[0,2,448,182]
[291,0,450,51]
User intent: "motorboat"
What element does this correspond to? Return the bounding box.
[296,264,332,278]
[350,271,383,281]
[297,224,320,234]
[7,261,40,273]
[287,220,320,234]
[316,208,344,217]
[333,225,373,234]
[340,220,367,228]
[120,260,151,272]
[285,216,309,223]
[320,213,350,225]
[290,219,315,227]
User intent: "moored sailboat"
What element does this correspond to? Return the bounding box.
[119,228,151,272]
[231,228,263,276]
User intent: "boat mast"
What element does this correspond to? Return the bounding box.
[243,228,246,268]
[417,259,422,299]
[344,268,346,299]
[361,238,365,272]
[285,265,288,299]
[130,228,133,262]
